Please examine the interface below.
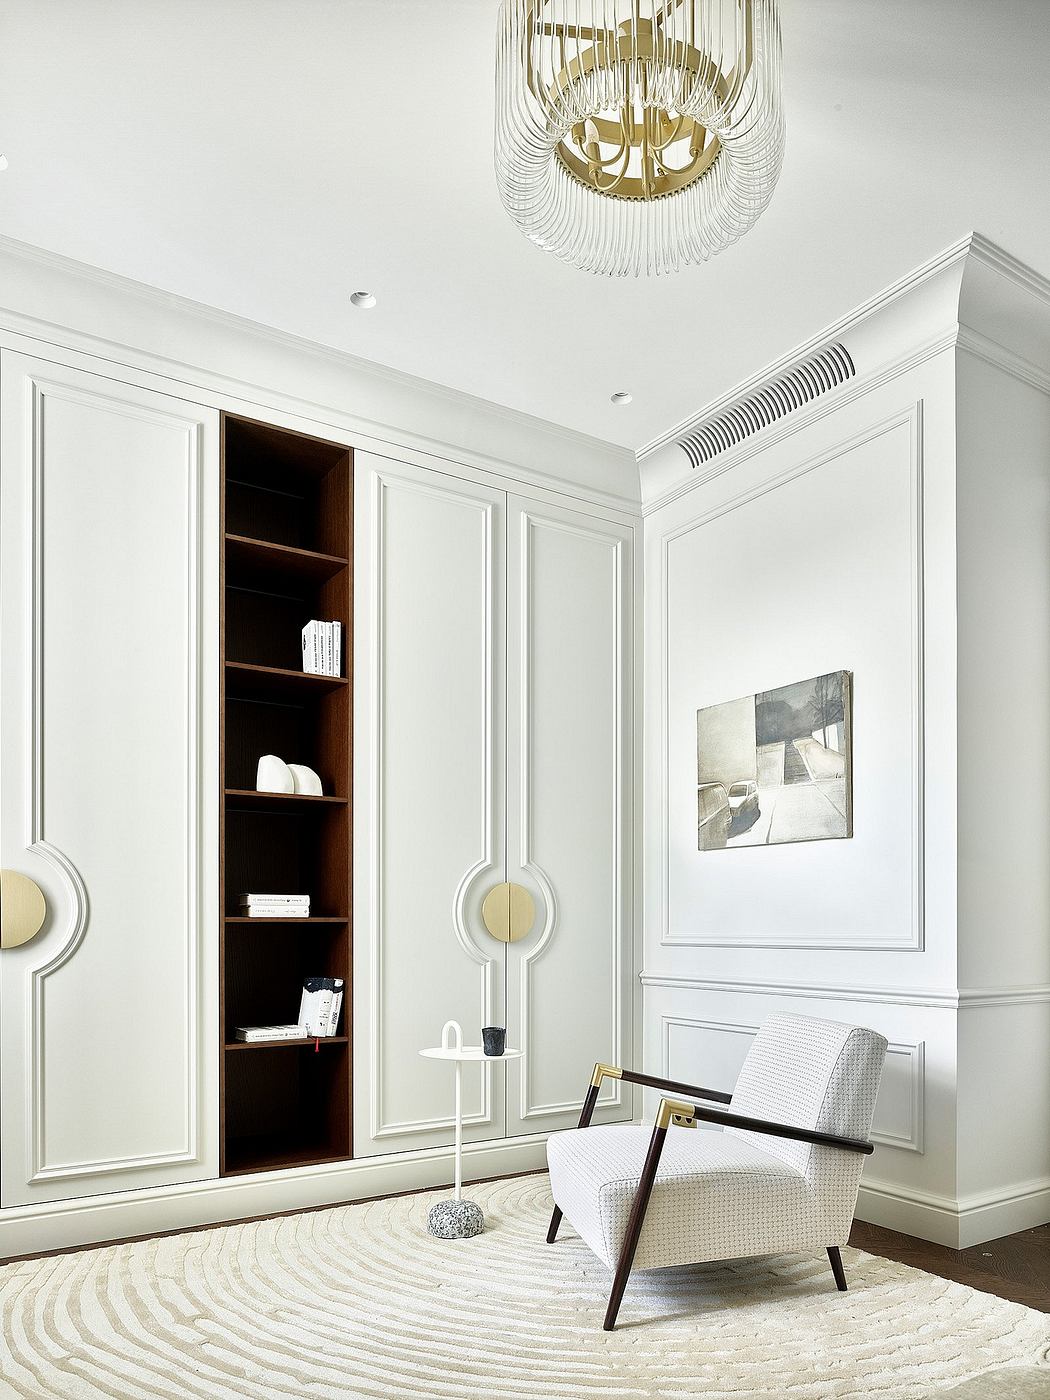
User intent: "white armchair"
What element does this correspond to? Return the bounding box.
[546,1013,888,1329]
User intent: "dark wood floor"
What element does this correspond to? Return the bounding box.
[850,1219,1050,1312]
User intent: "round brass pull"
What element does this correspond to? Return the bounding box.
[481,881,535,944]
[0,869,47,949]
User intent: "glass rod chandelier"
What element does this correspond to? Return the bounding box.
[495,0,784,276]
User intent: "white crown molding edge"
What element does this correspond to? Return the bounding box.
[640,972,1050,1009]
[636,233,977,465]
[637,230,1050,471]
[0,235,640,517]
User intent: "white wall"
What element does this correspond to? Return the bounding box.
[954,350,1050,1213]
[642,245,1050,1247]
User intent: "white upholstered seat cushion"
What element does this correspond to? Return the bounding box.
[546,1123,834,1271]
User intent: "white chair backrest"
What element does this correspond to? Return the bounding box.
[725,1014,887,1182]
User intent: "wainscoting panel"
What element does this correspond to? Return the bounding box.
[659,1013,925,1153]
[0,353,219,1206]
[353,456,507,1156]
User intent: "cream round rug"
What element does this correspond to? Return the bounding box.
[2,1174,1048,1399]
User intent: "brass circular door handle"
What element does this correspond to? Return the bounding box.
[481,881,535,944]
[0,869,47,949]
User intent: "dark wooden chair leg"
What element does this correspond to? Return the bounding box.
[547,1080,601,1246]
[827,1245,848,1291]
[603,1122,670,1331]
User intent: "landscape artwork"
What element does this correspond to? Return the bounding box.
[696,671,852,851]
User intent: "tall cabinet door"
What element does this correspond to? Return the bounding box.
[0,352,219,1206]
[504,497,634,1137]
[353,454,507,1157]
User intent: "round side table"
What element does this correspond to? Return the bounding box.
[420,1020,523,1238]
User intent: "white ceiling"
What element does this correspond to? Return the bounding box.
[1,1,1049,455]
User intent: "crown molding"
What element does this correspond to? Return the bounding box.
[966,231,1050,307]
[0,233,640,512]
[641,327,956,516]
[635,233,977,464]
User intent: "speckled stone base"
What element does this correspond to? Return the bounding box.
[427,1198,484,1239]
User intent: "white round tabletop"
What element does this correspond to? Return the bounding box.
[419,1046,524,1062]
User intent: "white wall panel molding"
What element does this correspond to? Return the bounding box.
[26,380,206,1184]
[0,235,640,515]
[366,468,501,1142]
[509,504,631,1126]
[0,1135,551,1263]
[658,1013,924,1153]
[957,985,1050,1007]
[657,404,924,952]
[1,357,218,1205]
[642,971,1050,1009]
[641,972,960,1009]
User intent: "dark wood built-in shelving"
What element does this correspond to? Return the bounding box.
[220,413,353,1177]
[225,1035,350,1052]
[225,660,348,701]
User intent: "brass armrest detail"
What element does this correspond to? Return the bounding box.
[656,1098,697,1130]
[590,1062,624,1089]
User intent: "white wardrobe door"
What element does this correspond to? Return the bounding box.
[505,497,633,1137]
[353,454,506,1156]
[0,353,219,1206]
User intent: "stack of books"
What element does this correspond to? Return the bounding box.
[238,893,311,919]
[301,620,342,677]
[233,977,344,1044]
[233,1024,304,1043]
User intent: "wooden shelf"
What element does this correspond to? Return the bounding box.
[222,1136,349,1177]
[221,411,353,1179]
[224,788,347,811]
[225,1035,348,1052]
[225,660,347,702]
[225,533,348,590]
[224,915,348,925]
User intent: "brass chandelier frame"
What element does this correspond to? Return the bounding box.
[539,1,754,201]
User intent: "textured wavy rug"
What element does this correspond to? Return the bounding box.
[2,1173,1048,1400]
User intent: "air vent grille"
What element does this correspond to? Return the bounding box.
[677,343,856,469]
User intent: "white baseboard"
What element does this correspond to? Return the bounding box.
[0,1135,549,1261]
[857,1174,1050,1249]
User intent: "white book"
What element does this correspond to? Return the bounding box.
[238,896,310,911]
[243,906,310,919]
[239,893,310,905]
[326,981,344,1036]
[324,620,334,676]
[332,620,342,678]
[234,1024,304,1042]
[301,620,322,675]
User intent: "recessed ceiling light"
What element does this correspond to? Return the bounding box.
[0,155,8,172]
[610,391,633,405]
[349,291,376,309]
